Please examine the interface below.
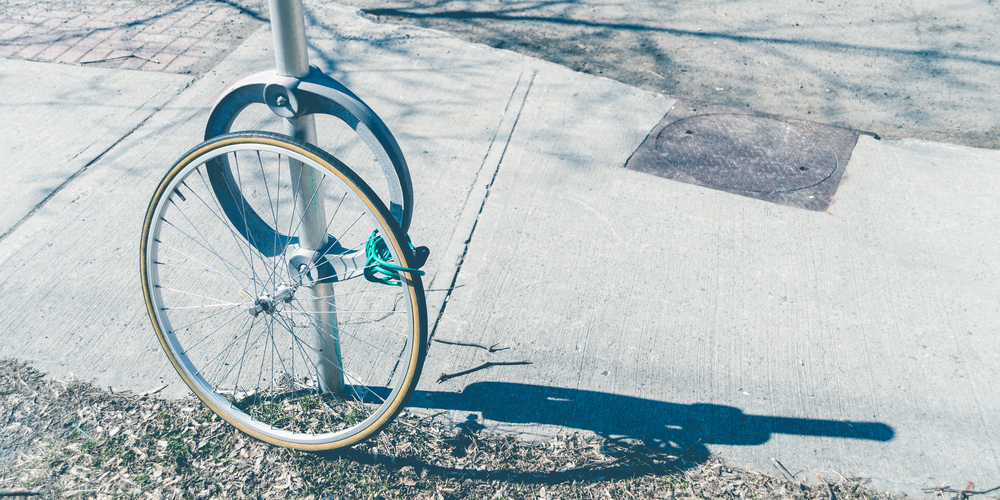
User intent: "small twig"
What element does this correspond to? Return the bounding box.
[434,338,509,352]
[394,417,420,429]
[139,383,168,396]
[644,68,666,80]
[80,54,160,64]
[561,456,626,472]
[771,458,800,485]
[0,488,41,497]
[818,475,836,500]
[469,433,479,455]
[437,360,531,383]
[421,411,447,421]
[923,485,1000,496]
[558,444,600,454]
[71,423,96,442]
[827,469,847,481]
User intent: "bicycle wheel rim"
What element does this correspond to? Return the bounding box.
[141,132,425,450]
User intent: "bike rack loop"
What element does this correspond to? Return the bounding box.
[204,66,414,234]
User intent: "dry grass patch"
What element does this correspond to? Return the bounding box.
[2,359,904,499]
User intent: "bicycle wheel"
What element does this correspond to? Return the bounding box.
[141,131,426,450]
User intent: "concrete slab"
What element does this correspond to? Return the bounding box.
[0,59,191,237]
[417,111,1000,494]
[0,36,269,396]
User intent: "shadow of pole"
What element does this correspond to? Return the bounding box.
[331,381,894,484]
[406,382,894,462]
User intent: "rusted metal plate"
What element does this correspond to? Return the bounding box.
[626,99,866,211]
[655,114,839,192]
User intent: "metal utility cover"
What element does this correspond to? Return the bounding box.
[627,99,866,211]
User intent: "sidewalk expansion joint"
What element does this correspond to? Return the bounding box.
[0,87,185,244]
[427,68,535,343]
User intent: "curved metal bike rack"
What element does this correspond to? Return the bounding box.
[204,66,413,234]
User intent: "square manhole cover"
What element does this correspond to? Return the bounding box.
[626,99,870,211]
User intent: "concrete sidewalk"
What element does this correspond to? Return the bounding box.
[2,1,999,495]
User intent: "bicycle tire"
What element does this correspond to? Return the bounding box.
[141,131,426,450]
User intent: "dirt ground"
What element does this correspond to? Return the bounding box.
[333,0,1000,149]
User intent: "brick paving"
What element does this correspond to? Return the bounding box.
[0,0,268,74]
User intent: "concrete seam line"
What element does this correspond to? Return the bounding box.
[426,68,536,343]
[0,81,193,244]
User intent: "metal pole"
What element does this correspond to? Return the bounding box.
[268,0,345,395]
[267,0,309,78]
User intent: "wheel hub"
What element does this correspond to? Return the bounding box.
[248,283,296,317]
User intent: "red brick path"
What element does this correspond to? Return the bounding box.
[0,0,267,74]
